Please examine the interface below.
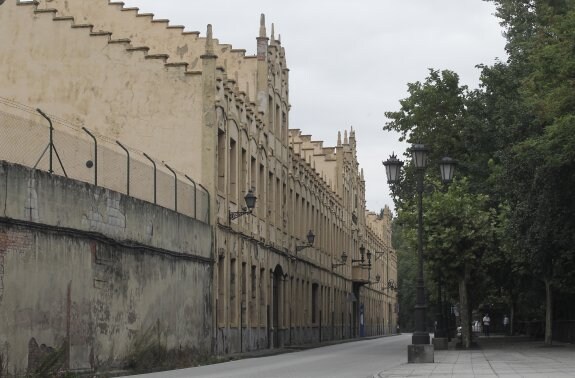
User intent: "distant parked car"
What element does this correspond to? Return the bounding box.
[472,320,482,333]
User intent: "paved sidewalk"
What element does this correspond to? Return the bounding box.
[375,336,575,377]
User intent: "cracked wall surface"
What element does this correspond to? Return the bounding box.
[0,162,213,375]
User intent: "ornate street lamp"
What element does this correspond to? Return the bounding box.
[332,251,348,269]
[229,189,257,221]
[383,153,403,184]
[296,230,316,252]
[436,157,456,342]
[439,157,457,184]
[351,245,371,268]
[383,144,456,363]
[410,143,430,346]
[351,244,366,264]
[411,143,429,169]
[367,273,381,286]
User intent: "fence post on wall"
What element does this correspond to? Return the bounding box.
[35,108,67,177]
[116,141,130,196]
[163,162,177,212]
[185,175,197,219]
[82,127,97,186]
[198,183,210,224]
[142,153,157,204]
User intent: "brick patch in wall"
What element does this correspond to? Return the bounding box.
[0,227,34,304]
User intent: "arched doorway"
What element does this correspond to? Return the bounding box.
[272,264,284,348]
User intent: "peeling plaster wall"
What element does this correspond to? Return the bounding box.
[35,0,259,97]
[0,0,204,178]
[0,162,213,375]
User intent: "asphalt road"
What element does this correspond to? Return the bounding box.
[129,334,411,378]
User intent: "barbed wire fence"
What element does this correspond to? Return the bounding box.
[0,97,210,224]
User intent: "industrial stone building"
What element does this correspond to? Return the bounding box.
[0,0,397,374]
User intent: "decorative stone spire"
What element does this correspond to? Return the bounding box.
[344,130,348,144]
[270,23,275,43]
[205,24,214,55]
[257,14,268,62]
[349,126,356,150]
[259,14,266,38]
[337,131,341,146]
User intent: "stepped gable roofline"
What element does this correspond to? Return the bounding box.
[18,0,198,80]
[289,128,341,154]
[96,1,262,69]
[231,48,247,56]
[34,0,275,78]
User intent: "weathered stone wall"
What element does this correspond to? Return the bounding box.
[0,161,213,375]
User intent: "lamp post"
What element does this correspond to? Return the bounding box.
[435,157,456,344]
[411,143,430,346]
[383,144,456,362]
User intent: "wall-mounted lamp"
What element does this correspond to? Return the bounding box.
[229,189,257,221]
[374,250,387,261]
[367,274,381,285]
[295,230,315,252]
[351,245,372,269]
[332,251,348,269]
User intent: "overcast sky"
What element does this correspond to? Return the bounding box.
[122,0,507,214]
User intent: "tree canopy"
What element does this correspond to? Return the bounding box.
[385,0,575,344]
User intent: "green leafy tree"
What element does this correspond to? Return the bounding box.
[489,0,575,344]
[383,69,502,347]
[424,179,496,348]
[385,1,575,346]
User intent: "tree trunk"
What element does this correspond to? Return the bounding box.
[510,301,515,336]
[458,266,471,348]
[544,278,553,345]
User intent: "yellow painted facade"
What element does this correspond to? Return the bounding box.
[0,0,397,354]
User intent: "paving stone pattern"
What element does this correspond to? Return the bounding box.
[376,337,575,377]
